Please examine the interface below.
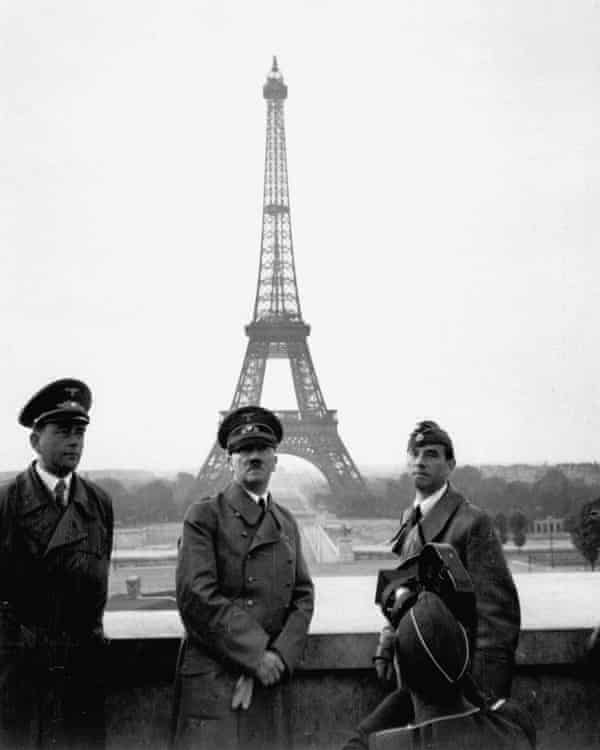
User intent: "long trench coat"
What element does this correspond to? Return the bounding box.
[0,464,113,749]
[173,481,314,750]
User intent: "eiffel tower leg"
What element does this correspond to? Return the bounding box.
[280,416,370,499]
[195,441,231,498]
[231,340,268,409]
[195,341,269,498]
[288,341,327,416]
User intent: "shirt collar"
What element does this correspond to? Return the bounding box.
[414,482,448,518]
[34,461,73,496]
[245,488,269,507]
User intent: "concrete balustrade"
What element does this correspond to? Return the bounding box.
[102,574,600,749]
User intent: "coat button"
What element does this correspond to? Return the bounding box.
[242,531,248,537]
[285,582,291,588]
[247,600,254,607]
[247,576,255,583]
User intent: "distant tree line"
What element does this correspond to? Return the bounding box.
[328,465,600,522]
[96,467,600,567]
[95,473,196,526]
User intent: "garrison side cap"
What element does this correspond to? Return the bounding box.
[408,420,454,459]
[19,378,92,428]
[218,405,283,453]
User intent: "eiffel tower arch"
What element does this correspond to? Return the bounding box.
[196,58,370,507]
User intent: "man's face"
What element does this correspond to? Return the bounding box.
[407,443,455,497]
[30,420,87,477]
[229,442,277,495]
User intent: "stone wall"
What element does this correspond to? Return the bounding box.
[102,627,600,750]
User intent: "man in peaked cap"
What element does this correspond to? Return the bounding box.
[173,405,314,750]
[0,378,114,749]
[370,591,535,750]
[342,420,520,750]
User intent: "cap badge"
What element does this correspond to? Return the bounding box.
[58,400,81,410]
[415,433,424,443]
[240,424,258,435]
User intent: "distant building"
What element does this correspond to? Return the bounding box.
[533,516,565,535]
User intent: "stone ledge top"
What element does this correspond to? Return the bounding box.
[105,572,600,644]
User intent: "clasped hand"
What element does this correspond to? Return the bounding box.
[256,649,285,687]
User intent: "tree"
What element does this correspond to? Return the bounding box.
[132,480,178,524]
[532,468,570,517]
[513,529,526,549]
[493,512,508,544]
[508,510,528,548]
[452,466,484,498]
[569,497,600,571]
[94,477,136,525]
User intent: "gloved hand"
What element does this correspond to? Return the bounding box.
[231,675,254,710]
[256,649,285,687]
[373,625,396,686]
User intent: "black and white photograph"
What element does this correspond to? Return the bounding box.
[2,1,600,748]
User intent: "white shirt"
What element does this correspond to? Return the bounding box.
[35,461,73,500]
[414,482,448,519]
[245,488,269,508]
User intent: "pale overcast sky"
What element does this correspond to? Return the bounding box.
[2,0,599,472]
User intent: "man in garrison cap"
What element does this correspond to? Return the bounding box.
[0,379,113,749]
[173,405,314,750]
[370,591,535,750]
[342,420,520,750]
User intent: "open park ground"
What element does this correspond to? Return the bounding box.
[108,552,591,600]
[105,566,600,638]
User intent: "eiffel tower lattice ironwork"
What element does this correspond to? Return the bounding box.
[196,58,370,502]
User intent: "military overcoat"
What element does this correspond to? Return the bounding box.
[0,464,113,749]
[174,481,314,750]
[370,699,536,750]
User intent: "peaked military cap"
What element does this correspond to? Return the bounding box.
[408,420,454,460]
[218,406,283,453]
[19,378,92,428]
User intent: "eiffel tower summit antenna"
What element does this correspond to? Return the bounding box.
[195,58,371,507]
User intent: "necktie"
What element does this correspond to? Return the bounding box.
[55,479,67,508]
[409,504,422,527]
[258,497,267,519]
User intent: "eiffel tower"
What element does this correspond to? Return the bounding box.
[196,58,370,504]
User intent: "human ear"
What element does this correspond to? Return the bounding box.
[30,431,39,452]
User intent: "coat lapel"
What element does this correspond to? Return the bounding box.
[419,486,464,544]
[250,498,284,551]
[223,483,284,551]
[44,474,89,556]
[15,466,59,555]
[392,486,464,557]
[224,482,263,527]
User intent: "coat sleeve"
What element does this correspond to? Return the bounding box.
[90,483,114,636]
[175,502,270,674]
[0,482,15,603]
[465,510,521,697]
[271,519,314,674]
